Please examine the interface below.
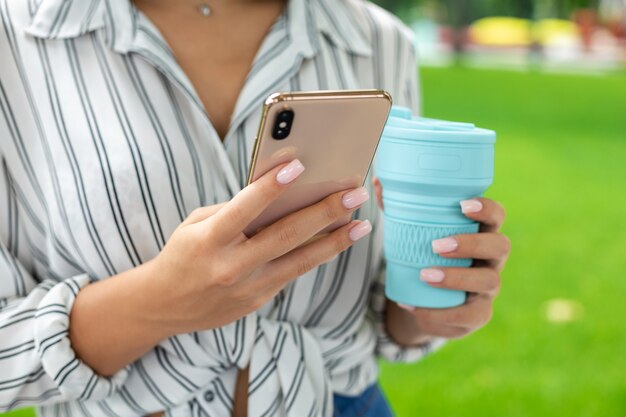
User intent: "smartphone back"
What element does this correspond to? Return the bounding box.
[244,90,392,237]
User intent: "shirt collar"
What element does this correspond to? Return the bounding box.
[24,0,372,57]
[313,0,372,56]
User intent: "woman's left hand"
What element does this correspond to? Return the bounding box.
[373,177,511,343]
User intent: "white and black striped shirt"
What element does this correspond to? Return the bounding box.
[0,0,444,415]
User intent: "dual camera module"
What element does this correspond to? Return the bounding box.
[272,109,294,140]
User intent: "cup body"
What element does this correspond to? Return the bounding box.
[376,107,496,308]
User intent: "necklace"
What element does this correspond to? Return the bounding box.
[195,2,212,16]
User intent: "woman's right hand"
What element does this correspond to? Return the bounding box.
[148,159,372,337]
[69,159,370,376]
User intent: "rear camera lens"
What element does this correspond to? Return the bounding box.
[272,110,294,140]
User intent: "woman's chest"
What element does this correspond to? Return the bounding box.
[1,37,245,277]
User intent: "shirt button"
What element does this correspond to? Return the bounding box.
[204,390,215,402]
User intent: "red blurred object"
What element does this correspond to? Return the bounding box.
[440,25,470,53]
[607,19,626,40]
[573,8,598,52]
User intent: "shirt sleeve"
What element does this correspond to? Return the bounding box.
[0,154,129,411]
[365,24,446,363]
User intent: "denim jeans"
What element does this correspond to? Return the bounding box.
[333,384,394,417]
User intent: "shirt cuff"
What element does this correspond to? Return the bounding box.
[33,274,130,401]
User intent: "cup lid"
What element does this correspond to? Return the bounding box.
[384,106,496,144]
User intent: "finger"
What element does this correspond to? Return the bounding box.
[372,176,384,210]
[473,257,508,272]
[180,203,226,227]
[206,159,305,241]
[459,197,506,233]
[411,296,493,330]
[432,232,511,261]
[418,267,501,297]
[263,220,372,287]
[243,187,369,263]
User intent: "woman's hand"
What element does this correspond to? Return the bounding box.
[70,160,371,376]
[148,160,372,336]
[373,177,510,344]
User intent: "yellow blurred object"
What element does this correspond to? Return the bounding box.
[532,19,580,45]
[469,17,532,46]
[469,17,581,47]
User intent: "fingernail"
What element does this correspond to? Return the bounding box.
[420,268,445,283]
[349,220,372,242]
[276,159,305,184]
[397,303,415,312]
[342,187,370,209]
[432,237,458,254]
[460,199,483,214]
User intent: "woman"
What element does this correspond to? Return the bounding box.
[0,0,510,416]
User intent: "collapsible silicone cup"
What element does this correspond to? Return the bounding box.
[376,107,496,308]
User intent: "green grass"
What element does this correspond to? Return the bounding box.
[4,68,626,417]
[0,410,31,416]
[379,67,626,417]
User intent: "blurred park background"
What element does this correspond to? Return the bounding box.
[3,0,625,417]
[371,0,626,417]
[377,0,626,72]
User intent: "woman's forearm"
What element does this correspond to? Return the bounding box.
[384,299,434,347]
[72,270,430,377]
[69,260,173,377]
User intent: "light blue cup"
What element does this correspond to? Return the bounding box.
[376,106,496,308]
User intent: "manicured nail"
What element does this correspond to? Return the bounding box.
[276,159,305,184]
[420,268,445,283]
[460,199,483,214]
[349,220,372,242]
[342,187,370,209]
[432,237,458,254]
[397,303,415,312]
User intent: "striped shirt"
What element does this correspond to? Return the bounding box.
[0,0,444,415]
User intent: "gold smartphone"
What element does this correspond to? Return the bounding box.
[244,90,392,237]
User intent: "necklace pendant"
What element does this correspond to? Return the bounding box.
[197,3,211,16]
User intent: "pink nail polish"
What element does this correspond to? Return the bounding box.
[432,237,458,254]
[420,268,445,283]
[397,303,415,312]
[348,220,372,242]
[342,187,370,209]
[460,199,483,214]
[276,159,305,184]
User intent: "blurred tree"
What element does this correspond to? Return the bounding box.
[440,0,471,59]
[515,0,536,19]
[548,0,599,18]
[372,0,601,22]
